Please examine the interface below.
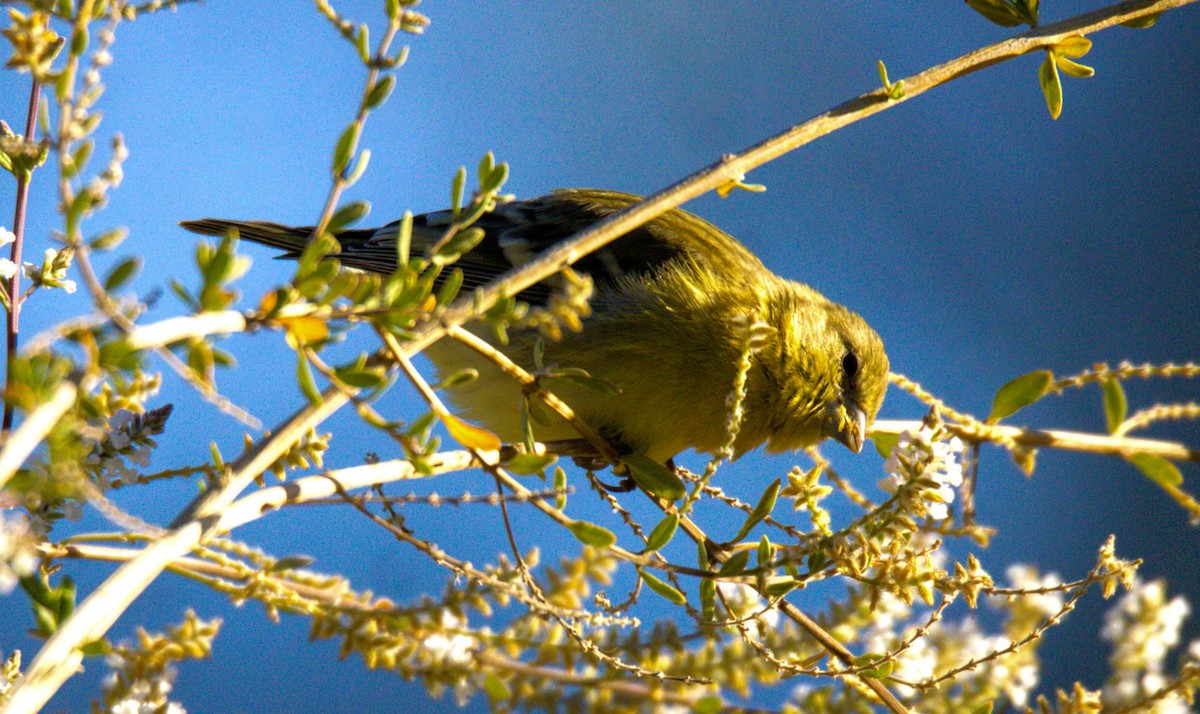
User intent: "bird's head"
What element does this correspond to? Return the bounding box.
[759,283,889,455]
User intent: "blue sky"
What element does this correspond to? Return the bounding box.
[2,2,1199,711]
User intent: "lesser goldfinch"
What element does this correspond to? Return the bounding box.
[181,189,888,463]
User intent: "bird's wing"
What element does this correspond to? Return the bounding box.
[180,189,767,306]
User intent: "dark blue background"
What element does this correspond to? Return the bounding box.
[2,2,1198,711]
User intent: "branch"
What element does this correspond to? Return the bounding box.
[872,419,1200,462]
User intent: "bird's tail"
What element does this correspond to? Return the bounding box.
[178,219,315,256]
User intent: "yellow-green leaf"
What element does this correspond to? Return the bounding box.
[718,550,750,576]
[1121,12,1160,28]
[553,466,568,510]
[1038,53,1063,120]
[964,0,1025,26]
[568,520,616,548]
[1103,378,1127,434]
[103,256,141,292]
[1055,35,1092,58]
[443,412,501,451]
[700,577,716,620]
[988,369,1053,422]
[852,653,896,679]
[732,478,780,542]
[638,569,686,605]
[623,454,685,501]
[971,702,995,714]
[1055,55,1095,78]
[281,315,329,346]
[482,673,510,702]
[296,352,322,405]
[873,432,900,458]
[645,514,679,552]
[694,696,724,714]
[333,123,361,175]
[1127,453,1183,487]
[505,453,556,475]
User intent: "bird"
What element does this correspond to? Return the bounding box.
[181,189,888,465]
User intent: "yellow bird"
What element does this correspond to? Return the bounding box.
[182,189,888,464]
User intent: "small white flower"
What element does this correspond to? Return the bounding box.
[422,611,476,668]
[879,427,965,520]
[60,279,77,294]
[0,228,14,247]
[0,511,39,594]
[0,260,16,280]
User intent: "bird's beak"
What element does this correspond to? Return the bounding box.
[824,400,868,454]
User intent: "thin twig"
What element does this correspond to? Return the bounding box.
[3,78,41,433]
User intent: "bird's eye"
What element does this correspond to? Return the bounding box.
[842,352,859,380]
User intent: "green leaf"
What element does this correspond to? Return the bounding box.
[623,454,686,501]
[1103,378,1127,434]
[1055,55,1095,79]
[435,367,478,389]
[732,478,780,542]
[450,166,466,216]
[80,639,111,657]
[269,555,316,573]
[432,227,486,264]
[296,351,322,405]
[988,369,1053,422]
[64,140,93,180]
[1038,53,1063,120]
[394,211,413,267]
[482,673,510,703]
[755,535,773,590]
[1127,453,1183,487]
[852,653,895,679]
[645,514,679,552]
[505,453,557,476]
[964,0,1025,26]
[764,579,800,598]
[90,227,129,251]
[1121,12,1161,28]
[638,568,686,605]
[344,149,371,186]
[553,466,568,510]
[700,577,716,620]
[567,520,616,548]
[477,152,495,186]
[483,161,509,193]
[873,432,900,458]
[437,267,464,306]
[365,75,395,109]
[332,123,361,175]
[354,24,370,63]
[519,399,538,453]
[694,696,724,714]
[545,372,620,395]
[103,256,141,292]
[328,200,370,234]
[1055,36,1092,59]
[718,550,750,576]
[970,703,995,714]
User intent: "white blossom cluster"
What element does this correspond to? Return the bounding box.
[0,510,39,594]
[101,659,185,714]
[1101,578,1196,713]
[822,562,1065,709]
[419,610,480,706]
[879,426,965,521]
[86,411,154,486]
